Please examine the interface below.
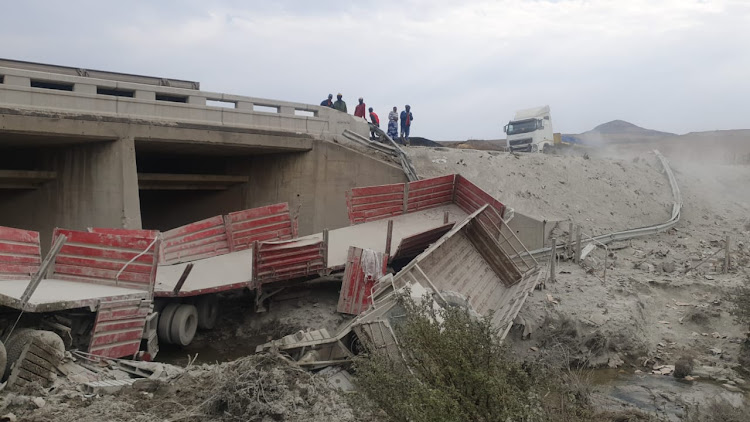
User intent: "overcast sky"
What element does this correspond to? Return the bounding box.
[2,0,748,140]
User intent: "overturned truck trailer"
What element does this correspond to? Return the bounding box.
[0,226,160,387]
[257,205,540,368]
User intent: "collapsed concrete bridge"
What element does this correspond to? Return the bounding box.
[0,59,407,250]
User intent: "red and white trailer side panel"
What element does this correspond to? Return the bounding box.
[0,226,41,280]
[153,203,297,297]
[0,226,160,359]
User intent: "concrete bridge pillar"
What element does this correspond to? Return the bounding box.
[55,137,142,231]
[0,137,142,251]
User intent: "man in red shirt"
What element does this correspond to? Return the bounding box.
[354,97,366,119]
[369,107,380,140]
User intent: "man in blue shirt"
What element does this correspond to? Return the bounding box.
[400,105,414,143]
[320,94,334,108]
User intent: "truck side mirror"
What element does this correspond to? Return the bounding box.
[503,125,508,133]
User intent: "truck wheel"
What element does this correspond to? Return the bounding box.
[196,295,219,330]
[3,328,35,379]
[169,304,198,347]
[158,303,180,345]
[4,330,64,388]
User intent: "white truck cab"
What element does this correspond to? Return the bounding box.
[504,105,554,152]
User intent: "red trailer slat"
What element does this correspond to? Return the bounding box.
[0,226,41,244]
[226,203,295,251]
[0,225,41,280]
[54,256,153,274]
[407,174,455,190]
[58,244,155,264]
[160,215,229,265]
[52,229,160,292]
[226,203,290,222]
[89,299,151,359]
[54,229,158,251]
[454,175,505,218]
[230,215,291,234]
[92,319,148,333]
[90,329,144,347]
[88,228,160,238]
[0,243,41,256]
[253,238,326,286]
[391,223,455,262]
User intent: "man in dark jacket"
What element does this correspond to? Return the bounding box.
[400,105,414,143]
[333,93,347,113]
[320,94,334,108]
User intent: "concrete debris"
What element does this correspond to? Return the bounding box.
[83,379,138,395]
[0,413,17,422]
[31,398,45,409]
[319,367,356,392]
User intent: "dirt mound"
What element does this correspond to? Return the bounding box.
[5,354,369,422]
[405,147,673,235]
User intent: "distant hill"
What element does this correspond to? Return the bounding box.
[589,120,675,136]
[567,120,675,144]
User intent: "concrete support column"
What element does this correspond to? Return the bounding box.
[279,106,294,116]
[188,96,206,106]
[135,90,156,100]
[0,138,143,252]
[236,101,254,111]
[74,83,97,94]
[54,138,142,232]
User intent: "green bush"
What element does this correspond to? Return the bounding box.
[352,294,598,422]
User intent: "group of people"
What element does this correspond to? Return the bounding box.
[320,94,413,144]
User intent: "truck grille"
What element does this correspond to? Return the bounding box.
[509,138,532,146]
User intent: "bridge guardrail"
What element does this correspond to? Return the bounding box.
[0,65,370,140]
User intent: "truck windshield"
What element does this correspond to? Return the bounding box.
[506,119,538,135]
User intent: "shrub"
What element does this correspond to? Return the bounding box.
[352,294,601,422]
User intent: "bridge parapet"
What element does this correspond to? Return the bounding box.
[0,65,369,140]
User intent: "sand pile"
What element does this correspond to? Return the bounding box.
[406,147,674,236]
[3,354,368,422]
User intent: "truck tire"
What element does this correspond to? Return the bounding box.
[196,295,219,330]
[3,328,35,379]
[4,330,64,388]
[169,304,198,347]
[158,303,180,345]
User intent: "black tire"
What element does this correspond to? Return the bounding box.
[3,328,35,379]
[158,303,180,345]
[169,304,198,347]
[4,330,64,387]
[196,295,219,330]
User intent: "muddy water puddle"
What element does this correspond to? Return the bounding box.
[591,368,747,420]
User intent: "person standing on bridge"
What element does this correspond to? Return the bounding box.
[333,93,347,113]
[387,106,399,142]
[368,107,380,140]
[320,94,334,108]
[400,105,413,144]
[354,97,366,119]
